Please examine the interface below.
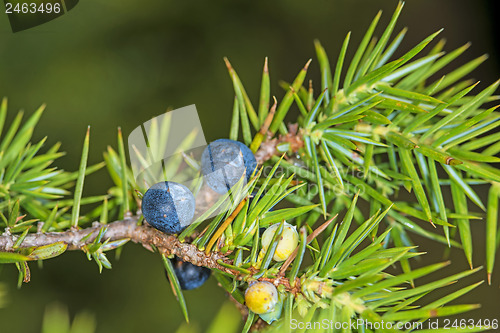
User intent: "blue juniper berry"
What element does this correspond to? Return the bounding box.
[141,181,195,234]
[201,139,257,194]
[165,256,211,290]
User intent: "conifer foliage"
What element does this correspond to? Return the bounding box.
[0,2,499,332]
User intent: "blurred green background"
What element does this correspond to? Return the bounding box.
[0,0,499,332]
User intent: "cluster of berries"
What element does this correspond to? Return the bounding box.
[142,138,257,235]
[142,138,299,315]
[141,139,256,289]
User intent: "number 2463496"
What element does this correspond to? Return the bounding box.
[5,2,61,14]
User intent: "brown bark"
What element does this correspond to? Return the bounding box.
[0,217,232,271]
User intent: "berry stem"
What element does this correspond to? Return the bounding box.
[205,197,248,254]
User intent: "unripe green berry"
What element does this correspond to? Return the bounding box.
[245,281,278,314]
[261,222,299,261]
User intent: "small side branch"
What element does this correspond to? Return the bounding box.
[254,123,303,164]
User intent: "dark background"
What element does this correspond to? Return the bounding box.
[0,0,499,332]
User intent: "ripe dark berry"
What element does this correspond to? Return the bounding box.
[201,139,257,194]
[165,257,211,290]
[141,181,195,234]
[245,281,278,314]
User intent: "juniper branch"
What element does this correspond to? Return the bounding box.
[0,217,229,266]
[0,216,300,292]
[0,128,307,293]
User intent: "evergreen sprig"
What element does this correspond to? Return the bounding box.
[225,0,500,280]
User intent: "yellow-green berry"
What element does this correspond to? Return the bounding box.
[261,222,299,262]
[245,281,278,314]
